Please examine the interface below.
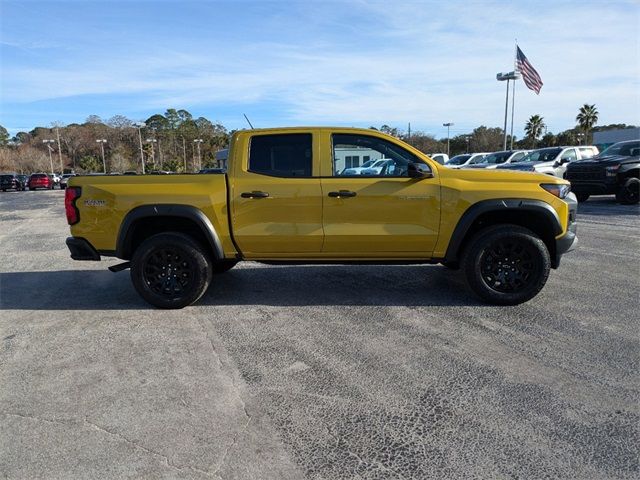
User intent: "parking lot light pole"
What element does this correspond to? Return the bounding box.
[96,139,107,173]
[497,71,521,151]
[443,123,454,156]
[43,139,55,174]
[135,122,146,174]
[194,139,203,171]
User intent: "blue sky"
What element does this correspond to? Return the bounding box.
[1,0,639,139]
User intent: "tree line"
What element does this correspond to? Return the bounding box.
[0,104,634,174]
[0,109,229,174]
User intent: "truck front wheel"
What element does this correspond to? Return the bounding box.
[130,232,212,309]
[461,225,551,305]
[615,177,639,205]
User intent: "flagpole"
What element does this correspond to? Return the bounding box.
[510,41,518,149]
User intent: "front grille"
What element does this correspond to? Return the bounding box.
[567,166,605,181]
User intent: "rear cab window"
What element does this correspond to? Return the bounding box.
[248,133,312,177]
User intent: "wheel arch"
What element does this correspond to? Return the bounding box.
[116,204,223,261]
[444,199,562,266]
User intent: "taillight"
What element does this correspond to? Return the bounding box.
[65,187,81,225]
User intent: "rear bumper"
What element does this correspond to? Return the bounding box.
[66,237,101,261]
[553,193,578,268]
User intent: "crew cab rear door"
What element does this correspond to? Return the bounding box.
[319,131,441,256]
[230,131,323,256]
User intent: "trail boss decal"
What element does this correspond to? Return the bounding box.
[84,199,106,207]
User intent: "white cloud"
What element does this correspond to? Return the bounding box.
[1,0,638,136]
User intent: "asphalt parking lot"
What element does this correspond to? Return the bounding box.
[1,189,638,479]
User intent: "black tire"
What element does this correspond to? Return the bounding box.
[29,188,34,191]
[212,259,239,274]
[615,177,639,205]
[575,192,590,203]
[130,232,212,309]
[461,225,551,305]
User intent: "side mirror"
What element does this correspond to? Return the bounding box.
[408,162,433,179]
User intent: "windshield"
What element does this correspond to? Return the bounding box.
[447,154,471,165]
[481,152,512,164]
[520,148,562,163]
[468,154,487,164]
[360,160,376,168]
[600,141,640,157]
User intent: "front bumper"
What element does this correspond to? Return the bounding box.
[66,237,101,261]
[553,193,578,267]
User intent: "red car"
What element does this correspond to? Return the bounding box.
[28,173,54,190]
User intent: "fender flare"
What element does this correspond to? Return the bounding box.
[116,204,224,260]
[444,199,562,262]
[618,162,640,176]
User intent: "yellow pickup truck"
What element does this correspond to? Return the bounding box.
[65,127,577,308]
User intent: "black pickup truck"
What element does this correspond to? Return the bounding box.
[566,140,639,204]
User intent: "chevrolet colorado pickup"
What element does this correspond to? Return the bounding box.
[65,127,577,308]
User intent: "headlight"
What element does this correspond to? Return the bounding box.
[540,183,571,199]
[605,165,620,176]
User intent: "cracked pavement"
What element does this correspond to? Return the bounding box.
[1,190,639,479]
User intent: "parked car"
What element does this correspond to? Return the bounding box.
[341,158,387,175]
[28,173,54,190]
[566,139,639,204]
[17,174,29,189]
[463,150,529,169]
[429,153,449,164]
[497,146,599,178]
[60,173,76,189]
[0,173,26,191]
[360,159,397,175]
[51,173,61,187]
[445,153,489,169]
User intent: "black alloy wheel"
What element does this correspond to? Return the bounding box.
[142,247,195,297]
[616,177,639,205]
[462,225,551,305]
[131,232,212,309]
[479,239,538,293]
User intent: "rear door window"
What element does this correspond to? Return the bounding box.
[249,134,312,177]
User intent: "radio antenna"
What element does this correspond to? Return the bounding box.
[243,113,255,129]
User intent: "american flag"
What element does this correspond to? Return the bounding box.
[516,46,543,94]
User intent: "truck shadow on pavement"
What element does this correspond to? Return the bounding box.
[0,265,481,310]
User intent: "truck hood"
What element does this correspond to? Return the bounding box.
[495,162,539,171]
[440,166,564,184]
[568,154,639,168]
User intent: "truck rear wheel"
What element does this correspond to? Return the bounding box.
[461,225,550,305]
[615,177,639,205]
[130,232,212,309]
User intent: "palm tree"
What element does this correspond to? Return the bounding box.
[576,104,598,144]
[525,115,546,148]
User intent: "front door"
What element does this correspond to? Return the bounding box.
[231,132,323,257]
[321,131,441,257]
